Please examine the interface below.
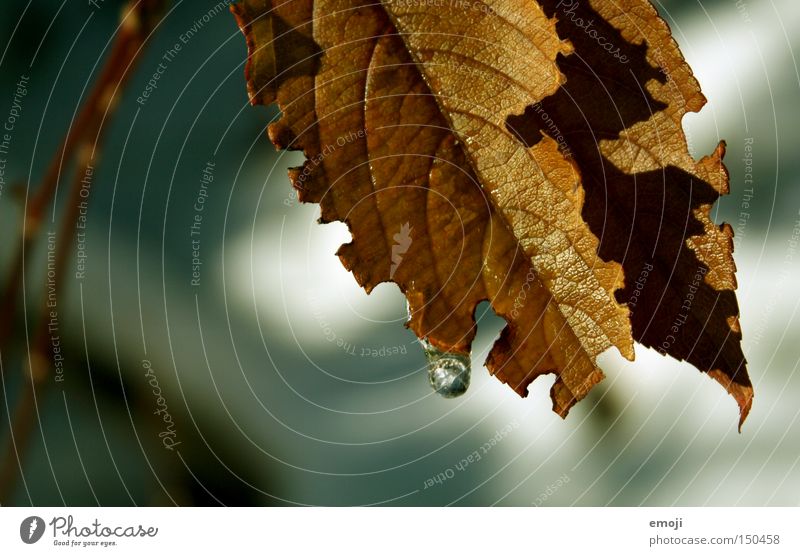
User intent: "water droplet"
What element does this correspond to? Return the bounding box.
[420,339,471,398]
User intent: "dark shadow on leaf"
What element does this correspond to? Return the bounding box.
[507,0,751,423]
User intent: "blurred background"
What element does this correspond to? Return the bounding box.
[0,0,798,506]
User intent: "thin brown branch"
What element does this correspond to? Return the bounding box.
[0,0,166,505]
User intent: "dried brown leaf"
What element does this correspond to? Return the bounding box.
[232,0,751,424]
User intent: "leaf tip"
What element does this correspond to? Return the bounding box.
[550,368,605,419]
[708,368,753,432]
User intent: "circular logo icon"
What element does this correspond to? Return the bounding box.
[20,516,45,544]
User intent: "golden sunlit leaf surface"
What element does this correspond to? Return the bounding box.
[232,0,751,425]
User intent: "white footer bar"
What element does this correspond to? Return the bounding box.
[1,507,797,554]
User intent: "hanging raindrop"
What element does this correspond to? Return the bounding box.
[420,338,471,398]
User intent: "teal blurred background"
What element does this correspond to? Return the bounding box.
[0,0,798,505]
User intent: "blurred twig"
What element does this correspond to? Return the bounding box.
[0,0,166,504]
